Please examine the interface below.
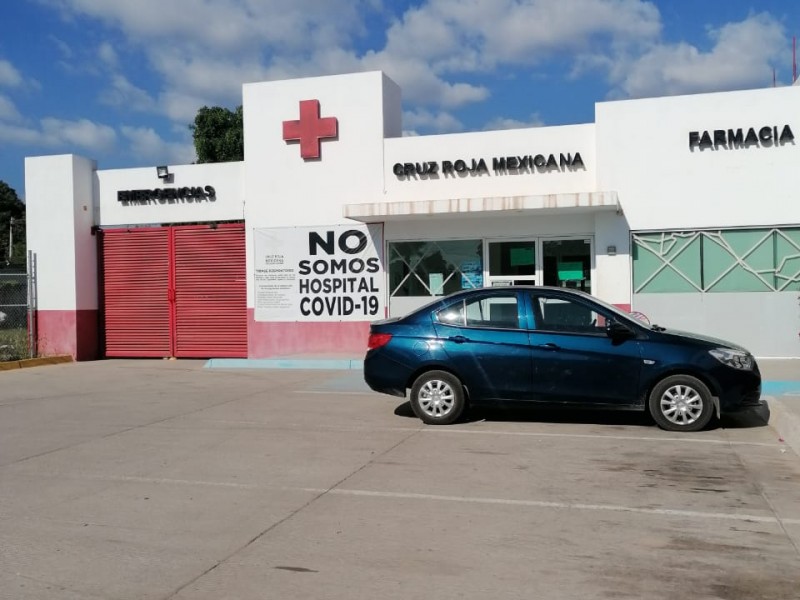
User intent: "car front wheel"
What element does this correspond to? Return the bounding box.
[410,370,465,425]
[648,374,714,432]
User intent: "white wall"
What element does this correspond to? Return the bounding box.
[597,86,800,231]
[384,212,596,241]
[383,124,596,203]
[25,154,96,311]
[242,71,401,306]
[96,162,243,226]
[633,292,800,358]
[243,71,400,229]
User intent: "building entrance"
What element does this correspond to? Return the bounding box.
[100,223,247,358]
[485,237,592,291]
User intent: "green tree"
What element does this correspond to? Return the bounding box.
[190,105,244,163]
[0,181,25,269]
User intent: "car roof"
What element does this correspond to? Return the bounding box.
[405,286,593,316]
[444,285,592,298]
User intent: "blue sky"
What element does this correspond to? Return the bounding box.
[1,0,799,198]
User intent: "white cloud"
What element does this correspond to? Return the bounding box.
[98,42,119,68]
[358,0,660,108]
[0,59,23,87]
[0,94,21,121]
[120,125,196,164]
[33,0,787,141]
[0,117,116,151]
[382,0,661,71]
[38,0,664,121]
[41,0,371,53]
[361,51,490,108]
[484,113,545,130]
[403,109,463,133]
[607,13,786,98]
[0,122,42,145]
[158,90,212,124]
[100,74,156,111]
[40,117,117,150]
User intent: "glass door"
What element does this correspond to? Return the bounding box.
[486,240,538,287]
[485,237,593,291]
[541,238,592,292]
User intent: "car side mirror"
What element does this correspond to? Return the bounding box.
[606,319,634,339]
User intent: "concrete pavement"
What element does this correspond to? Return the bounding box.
[1,359,799,599]
[206,356,800,456]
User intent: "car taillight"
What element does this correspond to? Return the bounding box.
[368,333,392,350]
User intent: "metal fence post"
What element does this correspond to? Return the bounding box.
[27,250,37,358]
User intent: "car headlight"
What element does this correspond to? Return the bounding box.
[709,348,754,370]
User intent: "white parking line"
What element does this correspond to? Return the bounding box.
[425,428,778,447]
[296,390,379,396]
[327,488,800,526]
[42,474,799,527]
[295,393,777,447]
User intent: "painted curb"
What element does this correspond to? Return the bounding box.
[767,395,800,459]
[762,381,800,396]
[0,355,74,371]
[205,358,364,370]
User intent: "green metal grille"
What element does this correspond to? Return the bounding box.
[633,228,800,293]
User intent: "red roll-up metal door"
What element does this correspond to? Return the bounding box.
[100,224,247,358]
[173,224,247,357]
[102,228,172,357]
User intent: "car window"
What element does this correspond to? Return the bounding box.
[464,295,519,329]
[436,301,465,326]
[534,295,606,334]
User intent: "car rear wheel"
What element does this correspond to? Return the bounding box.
[410,370,465,425]
[648,374,714,432]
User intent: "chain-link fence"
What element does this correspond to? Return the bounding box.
[0,271,30,360]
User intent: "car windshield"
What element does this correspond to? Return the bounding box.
[577,292,646,328]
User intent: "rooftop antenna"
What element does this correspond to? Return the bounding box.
[773,67,777,87]
[794,36,797,83]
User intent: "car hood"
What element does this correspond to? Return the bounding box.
[655,328,749,352]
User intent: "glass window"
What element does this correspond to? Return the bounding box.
[436,302,465,326]
[632,232,701,293]
[464,295,519,329]
[389,240,483,298]
[437,294,519,329]
[534,295,606,334]
[542,239,591,291]
[632,228,800,293]
[488,241,536,277]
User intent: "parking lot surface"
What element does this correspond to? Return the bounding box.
[1,360,799,600]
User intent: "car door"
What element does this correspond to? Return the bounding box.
[434,291,532,400]
[526,291,643,405]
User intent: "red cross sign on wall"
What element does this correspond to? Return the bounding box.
[282,99,338,160]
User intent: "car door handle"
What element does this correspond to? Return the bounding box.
[536,343,560,351]
[449,335,469,344]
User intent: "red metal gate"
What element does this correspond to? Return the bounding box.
[101,224,247,358]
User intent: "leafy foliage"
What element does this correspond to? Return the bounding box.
[190,105,244,163]
[0,181,25,268]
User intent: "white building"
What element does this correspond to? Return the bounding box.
[25,71,800,360]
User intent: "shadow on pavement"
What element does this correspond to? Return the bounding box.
[393,401,772,431]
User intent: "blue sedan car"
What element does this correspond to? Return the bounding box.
[364,287,761,431]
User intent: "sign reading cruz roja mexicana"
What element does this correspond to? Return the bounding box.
[393,152,585,178]
[689,124,794,150]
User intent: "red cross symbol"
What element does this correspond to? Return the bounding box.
[282,99,338,159]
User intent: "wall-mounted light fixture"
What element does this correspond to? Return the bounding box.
[607,245,617,256]
[156,165,170,179]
